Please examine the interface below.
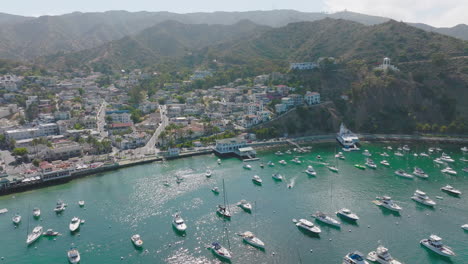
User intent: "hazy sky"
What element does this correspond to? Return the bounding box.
[2,0,467,27]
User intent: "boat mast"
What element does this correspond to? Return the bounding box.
[222,178,231,249]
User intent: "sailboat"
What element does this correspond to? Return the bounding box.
[211,178,233,260]
[216,179,231,218]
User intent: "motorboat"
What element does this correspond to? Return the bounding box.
[260,162,264,168]
[78,200,85,207]
[205,169,212,178]
[335,152,346,159]
[305,165,317,176]
[375,196,402,212]
[337,208,359,221]
[279,160,287,165]
[441,167,457,175]
[460,157,468,162]
[413,167,429,178]
[54,201,66,213]
[386,146,393,150]
[210,242,232,260]
[420,152,429,157]
[440,153,454,163]
[402,145,410,151]
[420,235,455,257]
[413,153,419,157]
[462,146,468,152]
[33,208,41,218]
[354,164,366,170]
[252,175,262,185]
[172,214,187,232]
[26,226,43,245]
[433,158,445,165]
[43,229,59,236]
[343,251,369,264]
[240,231,265,249]
[365,159,377,169]
[428,147,435,153]
[163,180,170,187]
[316,155,322,160]
[238,200,252,212]
[131,234,144,247]
[363,150,372,157]
[267,161,275,167]
[211,187,220,194]
[272,173,283,181]
[380,152,390,157]
[296,218,321,234]
[461,224,468,231]
[69,217,81,232]
[411,190,436,207]
[367,245,403,264]
[337,123,360,150]
[217,158,221,165]
[312,211,341,227]
[291,157,302,164]
[328,165,339,172]
[243,163,252,170]
[275,151,284,156]
[380,160,390,166]
[216,205,231,218]
[395,169,413,179]
[394,152,404,157]
[67,248,81,264]
[12,214,21,224]
[285,150,292,155]
[440,185,462,196]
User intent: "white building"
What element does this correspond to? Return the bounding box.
[106,110,132,123]
[289,62,318,70]
[275,104,287,114]
[0,75,20,92]
[305,92,321,105]
[376,57,399,72]
[5,123,59,140]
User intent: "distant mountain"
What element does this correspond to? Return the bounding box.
[39,20,270,70]
[0,10,467,61]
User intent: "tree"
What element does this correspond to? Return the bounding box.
[13,147,28,157]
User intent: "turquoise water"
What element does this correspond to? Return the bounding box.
[0,142,467,264]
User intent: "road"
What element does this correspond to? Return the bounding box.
[140,105,168,155]
[96,100,108,138]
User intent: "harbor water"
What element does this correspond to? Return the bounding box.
[0,142,467,263]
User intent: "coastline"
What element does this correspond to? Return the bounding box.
[1,133,467,196]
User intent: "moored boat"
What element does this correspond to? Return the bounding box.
[420,235,455,257]
[380,160,390,166]
[363,150,372,157]
[33,208,41,218]
[238,200,252,212]
[411,190,436,207]
[211,187,220,194]
[216,205,231,218]
[54,201,66,213]
[205,169,213,178]
[312,211,341,227]
[440,185,462,196]
[26,226,43,245]
[354,164,366,170]
[394,152,404,157]
[131,234,144,247]
[69,217,81,232]
[441,167,457,175]
[272,173,283,181]
[365,159,377,169]
[78,200,85,207]
[43,229,59,236]
[240,231,265,249]
[367,245,403,264]
[67,248,81,263]
[252,175,262,185]
[343,251,369,264]
[305,165,317,176]
[243,163,252,170]
[337,208,359,221]
[12,214,21,224]
[395,169,413,179]
[375,196,402,212]
[413,167,429,178]
[172,213,187,232]
[279,160,287,165]
[296,218,321,234]
[440,153,454,163]
[210,242,232,260]
[328,165,339,172]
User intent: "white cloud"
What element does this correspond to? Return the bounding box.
[324,0,468,27]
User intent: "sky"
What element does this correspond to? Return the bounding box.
[1,0,467,27]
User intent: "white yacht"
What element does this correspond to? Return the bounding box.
[217,158,221,165]
[343,251,369,264]
[440,153,454,163]
[462,224,468,231]
[69,217,81,232]
[413,167,428,178]
[305,165,317,176]
[386,146,393,150]
[216,205,231,218]
[420,235,455,257]
[395,169,413,179]
[380,160,390,166]
[316,155,322,160]
[312,211,341,227]
[272,173,283,181]
[26,226,43,245]
[328,165,339,172]
[375,196,402,212]
[365,159,377,169]
[337,123,360,150]
[33,208,41,218]
[296,218,321,234]
[411,190,436,207]
[131,234,144,247]
[240,231,265,249]
[402,145,410,151]
[275,151,284,156]
[335,152,346,160]
[210,242,232,260]
[267,161,275,167]
[238,200,252,211]
[243,163,252,170]
[252,175,262,185]
[363,150,372,157]
[285,150,292,155]
[54,201,66,213]
[43,229,59,236]
[78,200,85,207]
[337,208,359,221]
[172,214,187,232]
[394,152,404,157]
[440,185,462,196]
[291,157,302,164]
[380,152,390,157]
[420,152,429,157]
[12,214,21,224]
[441,167,457,175]
[367,245,403,264]
[279,160,287,165]
[67,248,81,264]
[462,146,468,152]
[433,158,445,165]
[205,169,212,178]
